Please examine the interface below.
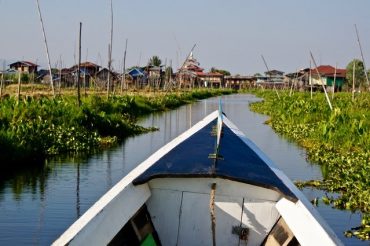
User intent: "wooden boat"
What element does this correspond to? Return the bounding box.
[53,108,343,246]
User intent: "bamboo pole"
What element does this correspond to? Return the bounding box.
[58,56,62,96]
[84,49,88,97]
[310,51,332,110]
[0,72,3,99]
[332,63,337,100]
[354,24,369,90]
[289,74,294,96]
[35,0,55,97]
[107,44,111,97]
[107,0,113,98]
[17,71,21,102]
[0,61,4,99]
[169,59,172,90]
[77,22,82,107]
[352,62,356,101]
[83,70,87,96]
[261,55,280,99]
[120,39,128,94]
[310,60,313,99]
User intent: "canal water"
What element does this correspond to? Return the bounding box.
[0,94,365,245]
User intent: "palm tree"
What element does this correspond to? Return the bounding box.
[149,56,162,67]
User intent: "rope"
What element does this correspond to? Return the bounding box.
[210,183,217,246]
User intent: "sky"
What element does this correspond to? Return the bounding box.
[0,0,369,75]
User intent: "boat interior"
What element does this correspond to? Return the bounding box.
[108,177,300,246]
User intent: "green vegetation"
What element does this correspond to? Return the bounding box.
[248,90,370,240]
[0,88,234,165]
[148,55,162,67]
[210,67,231,76]
[346,59,369,90]
[1,73,34,84]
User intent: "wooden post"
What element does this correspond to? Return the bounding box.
[121,39,128,94]
[310,60,313,99]
[59,56,62,96]
[0,72,4,99]
[107,44,111,98]
[17,71,21,102]
[167,60,172,91]
[107,0,113,98]
[354,24,370,90]
[77,22,82,107]
[0,61,4,99]
[310,51,332,110]
[352,62,356,101]
[83,49,88,97]
[35,0,55,97]
[332,64,337,100]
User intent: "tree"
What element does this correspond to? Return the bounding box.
[149,56,162,67]
[346,59,367,89]
[210,67,231,76]
[254,73,262,77]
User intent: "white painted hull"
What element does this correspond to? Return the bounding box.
[53,111,343,246]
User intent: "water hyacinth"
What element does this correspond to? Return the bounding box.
[248,90,369,240]
[0,89,234,165]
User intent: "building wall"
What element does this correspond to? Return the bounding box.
[310,76,345,87]
[326,77,345,87]
[10,65,37,74]
[310,76,327,86]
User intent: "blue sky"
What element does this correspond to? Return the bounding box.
[0,0,369,74]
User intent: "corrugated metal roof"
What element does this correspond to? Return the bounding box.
[311,65,346,77]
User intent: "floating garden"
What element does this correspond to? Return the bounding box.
[249,90,369,240]
[0,89,234,165]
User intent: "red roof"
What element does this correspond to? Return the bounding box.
[196,72,223,77]
[185,64,204,72]
[195,71,206,76]
[311,65,346,78]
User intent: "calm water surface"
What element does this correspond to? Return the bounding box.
[0,94,365,245]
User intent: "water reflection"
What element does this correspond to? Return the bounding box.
[0,163,50,202]
[76,162,80,218]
